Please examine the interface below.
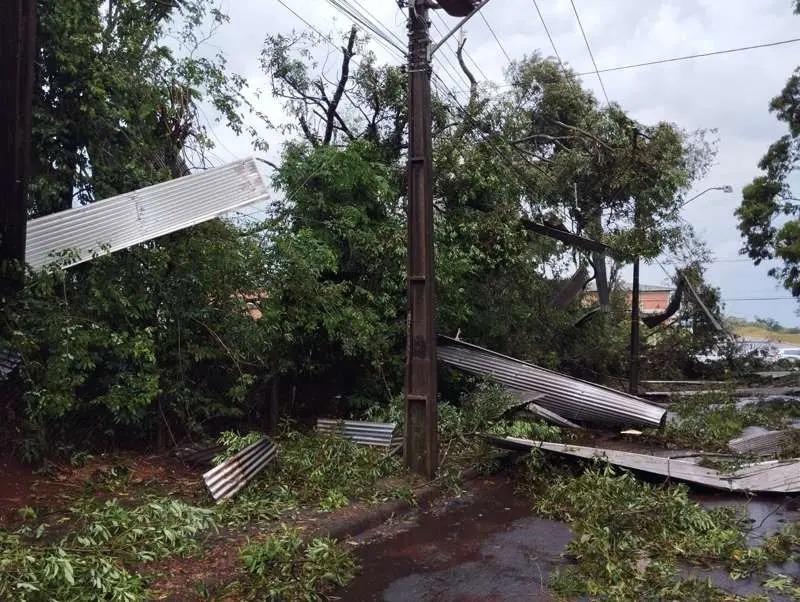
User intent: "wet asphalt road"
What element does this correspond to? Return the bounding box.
[342,476,572,601]
[341,473,800,602]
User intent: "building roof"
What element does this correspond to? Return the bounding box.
[585,280,674,293]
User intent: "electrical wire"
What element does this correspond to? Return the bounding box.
[479,11,512,65]
[576,37,800,76]
[324,0,406,58]
[347,0,406,48]
[569,0,610,104]
[432,11,489,82]
[530,0,569,79]
[429,19,472,92]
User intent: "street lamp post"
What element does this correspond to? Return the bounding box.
[680,185,734,209]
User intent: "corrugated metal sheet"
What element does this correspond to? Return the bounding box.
[202,437,276,502]
[438,336,666,428]
[729,430,800,456]
[317,418,402,449]
[0,350,22,381]
[487,436,800,494]
[27,158,270,270]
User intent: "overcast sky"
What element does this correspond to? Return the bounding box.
[201,0,800,325]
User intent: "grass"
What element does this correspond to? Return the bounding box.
[732,325,800,345]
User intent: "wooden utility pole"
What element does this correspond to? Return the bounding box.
[404,0,438,478]
[0,0,36,291]
[629,255,640,394]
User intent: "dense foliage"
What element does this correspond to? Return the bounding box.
[737,3,800,296]
[2,13,719,456]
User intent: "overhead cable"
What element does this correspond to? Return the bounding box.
[569,0,610,104]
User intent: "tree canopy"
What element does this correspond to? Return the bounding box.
[737,2,800,295]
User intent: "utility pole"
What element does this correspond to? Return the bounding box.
[0,0,36,292]
[629,254,640,394]
[404,0,438,477]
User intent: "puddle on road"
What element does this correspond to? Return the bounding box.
[343,476,572,602]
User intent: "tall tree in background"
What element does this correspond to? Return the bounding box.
[737,3,800,295]
[31,0,247,216]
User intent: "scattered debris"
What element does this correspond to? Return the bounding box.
[620,429,642,436]
[438,336,667,428]
[507,392,581,429]
[729,429,800,457]
[0,350,21,381]
[487,436,800,494]
[27,158,270,270]
[316,418,403,451]
[202,437,276,502]
[174,443,223,466]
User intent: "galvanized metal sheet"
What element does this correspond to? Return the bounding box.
[203,437,276,502]
[488,437,800,494]
[27,158,270,270]
[729,430,800,456]
[0,350,21,380]
[317,418,402,449]
[438,336,666,428]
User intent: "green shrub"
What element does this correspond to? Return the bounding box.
[240,527,357,600]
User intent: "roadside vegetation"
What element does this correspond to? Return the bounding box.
[518,458,800,601]
[653,390,800,451]
[5,1,800,600]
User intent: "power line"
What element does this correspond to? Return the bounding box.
[478,12,512,65]
[530,0,569,79]
[576,37,800,76]
[724,297,798,301]
[324,0,406,59]
[433,12,489,82]
[569,0,609,104]
[347,0,405,48]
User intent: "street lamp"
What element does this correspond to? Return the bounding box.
[680,185,734,209]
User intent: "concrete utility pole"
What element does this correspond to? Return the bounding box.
[0,0,36,291]
[404,0,438,478]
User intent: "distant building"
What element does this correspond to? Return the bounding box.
[584,281,674,316]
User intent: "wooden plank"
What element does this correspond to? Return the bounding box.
[492,437,800,494]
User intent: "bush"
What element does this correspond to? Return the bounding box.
[240,527,357,600]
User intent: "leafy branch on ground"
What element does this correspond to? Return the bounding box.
[238,526,357,601]
[0,497,216,601]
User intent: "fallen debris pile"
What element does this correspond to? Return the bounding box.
[438,336,666,428]
[729,429,800,457]
[487,436,800,494]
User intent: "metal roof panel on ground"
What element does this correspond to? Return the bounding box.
[438,336,666,428]
[486,436,800,494]
[729,429,800,456]
[26,158,270,270]
[316,418,402,449]
[202,436,276,502]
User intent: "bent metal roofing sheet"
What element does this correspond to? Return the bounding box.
[26,158,269,270]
